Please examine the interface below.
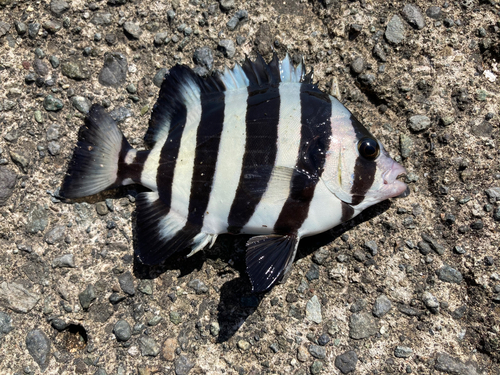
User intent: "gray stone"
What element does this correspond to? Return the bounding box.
[358,74,375,86]
[71,96,91,114]
[0,281,40,313]
[218,39,235,58]
[0,21,10,38]
[485,187,500,201]
[350,298,366,313]
[47,141,60,156]
[312,247,329,265]
[408,115,431,132]
[426,6,442,19]
[219,0,235,12]
[226,10,248,31]
[0,312,13,338]
[3,100,16,111]
[79,284,96,310]
[306,295,322,323]
[193,47,214,70]
[317,333,330,346]
[26,329,51,371]
[350,57,364,74]
[91,13,112,26]
[123,22,142,39]
[398,304,425,317]
[174,355,194,375]
[42,20,62,33]
[61,60,90,80]
[400,133,412,159]
[14,21,27,35]
[364,240,378,255]
[113,320,132,341]
[28,22,40,39]
[335,350,358,374]
[422,291,440,313]
[373,294,391,317]
[372,44,387,62]
[52,254,75,268]
[308,344,326,359]
[311,361,323,375]
[46,123,60,141]
[139,336,160,356]
[109,106,132,123]
[0,167,16,206]
[44,225,66,244]
[33,59,49,77]
[50,0,70,17]
[43,95,64,111]
[435,352,479,375]
[187,279,208,294]
[95,202,108,216]
[154,31,169,46]
[394,346,413,358]
[118,271,135,296]
[26,204,48,234]
[99,52,128,88]
[421,233,445,255]
[401,4,425,30]
[51,318,69,331]
[436,265,463,284]
[153,68,168,88]
[418,241,432,255]
[385,15,405,45]
[10,148,30,172]
[349,312,378,339]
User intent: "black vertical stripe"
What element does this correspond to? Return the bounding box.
[157,103,187,207]
[274,84,332,234]
[227,85,281,234]
[185,92,225,227]
[341,201,355,222]
[156,90,225,253]
[350,158,376,205]
[349,114,377,206]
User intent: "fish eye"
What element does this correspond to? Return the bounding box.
[357,137,380,160]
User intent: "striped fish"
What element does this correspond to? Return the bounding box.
[60,54,408,292]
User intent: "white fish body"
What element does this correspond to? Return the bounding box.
[60,54,408,292]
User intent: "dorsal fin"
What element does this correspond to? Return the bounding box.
[146,54,312,148]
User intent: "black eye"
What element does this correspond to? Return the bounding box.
[358,137,380,160]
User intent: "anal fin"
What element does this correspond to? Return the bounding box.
[135,192,200,265]
[246,234,299,293]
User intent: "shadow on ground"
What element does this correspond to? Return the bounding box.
[131,196,392,342]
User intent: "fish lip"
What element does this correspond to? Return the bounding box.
[382,161,408,198]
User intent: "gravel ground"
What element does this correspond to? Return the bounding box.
[0,0,499,374]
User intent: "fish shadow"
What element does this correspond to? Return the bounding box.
[131,197,392,343]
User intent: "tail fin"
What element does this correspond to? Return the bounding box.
[60,104,133,199]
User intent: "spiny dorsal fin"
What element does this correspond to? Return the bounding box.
[146,54,312,148]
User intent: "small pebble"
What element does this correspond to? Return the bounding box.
[113,320,132,342]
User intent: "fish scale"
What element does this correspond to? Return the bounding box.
[60,53,408,293]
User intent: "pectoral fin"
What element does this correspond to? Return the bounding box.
[246,234,299,293]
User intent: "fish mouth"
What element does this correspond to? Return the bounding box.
[382,161,409,199]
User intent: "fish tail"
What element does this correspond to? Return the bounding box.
[60,104,135,199]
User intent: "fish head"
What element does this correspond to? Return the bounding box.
[321,110,408,213]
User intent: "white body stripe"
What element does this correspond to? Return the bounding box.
[201,88,248,233]
[144,77,203,241]
[141,144,161,191]
[298,178,343,238]
[164,77,203,238]
[242,82,303,234]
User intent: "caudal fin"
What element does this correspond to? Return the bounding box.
[60,104,132,199]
